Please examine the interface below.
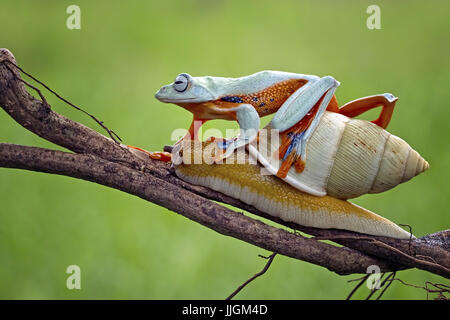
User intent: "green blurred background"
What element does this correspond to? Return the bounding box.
[0,0,449,299]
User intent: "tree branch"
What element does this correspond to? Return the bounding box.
[0,142,393,275]
[0,48,449,280]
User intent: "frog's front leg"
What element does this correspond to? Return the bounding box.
[128,116,209,163]
[271,76,340,178]
[127,145,172,162]
[212,103,260,162]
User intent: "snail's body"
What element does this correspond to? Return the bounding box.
[174,139,415,239]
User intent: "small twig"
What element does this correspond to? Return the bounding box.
[346,271,449,300]
[347,275,369,283]
[1,59,122,143]
[416,255,438,264]
[392,278,450,300]
[399,224,414,255]
[371,239,450,276]
[2,61,50,108]
[225,253,277,300]
[375,272,396,300]
[346,274,370,300]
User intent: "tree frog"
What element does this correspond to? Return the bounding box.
[136,71,397,179]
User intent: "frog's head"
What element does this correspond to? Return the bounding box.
[155,73,217,104]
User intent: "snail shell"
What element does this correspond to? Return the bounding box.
[251,111,429,200]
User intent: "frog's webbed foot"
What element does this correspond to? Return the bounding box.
[127,145,172,162]
[212,137,240,162]
[212,104,260,163]
[276,132,306,178]
[271,76,340,178]
[205,136,226,144]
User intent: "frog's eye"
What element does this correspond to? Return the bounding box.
[173,73,190,92]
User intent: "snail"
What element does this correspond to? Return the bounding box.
[171,111,428,239]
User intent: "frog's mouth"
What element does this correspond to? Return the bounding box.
[156,96,197,103]
[154,83,216,104]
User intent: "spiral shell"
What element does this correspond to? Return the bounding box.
[251,111,429,200]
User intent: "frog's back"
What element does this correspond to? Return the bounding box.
[195,71,319,116]
[198,71,317,97]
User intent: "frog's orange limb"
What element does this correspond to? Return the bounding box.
[275,101,321,160]
[205,136,227,144]
[149,151,172,162]
[325,95,339,112]
[277,150,297,179]
[274,94,324,177]
[184,117,208,141]
[294,157,306,173]
[127,145,172,162]
[276,93,397,177]
[337,94,398,129]
[275,132,291,160]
